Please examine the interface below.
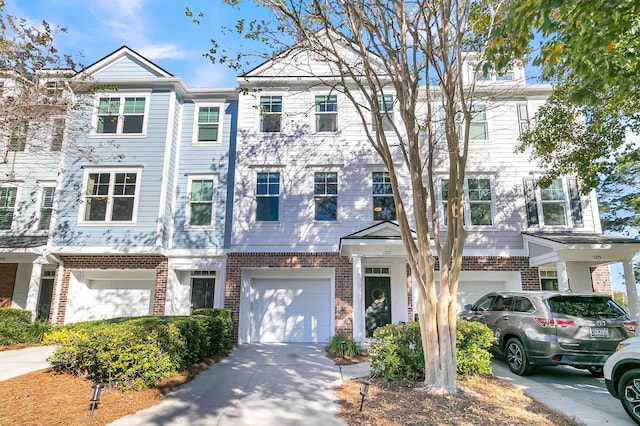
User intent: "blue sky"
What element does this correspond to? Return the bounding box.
[5,0,262,87]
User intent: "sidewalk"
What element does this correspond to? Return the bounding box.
[0,345,55,381]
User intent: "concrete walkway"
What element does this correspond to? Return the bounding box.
[109,343,366,426]
[0,345,55,381]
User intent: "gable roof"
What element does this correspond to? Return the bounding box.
[78,46,174,79]
[339,221,414,257]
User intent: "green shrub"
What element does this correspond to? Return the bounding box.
[0,309,33,346]
[369,319,493,381]
[370,322,424,380]
[192,308,233,321]
[43,314,233,390]
[0,309,50,346]
[326,335,361,358]
[456,319,494,376]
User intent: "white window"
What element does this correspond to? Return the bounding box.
[372,171,395,220]
[523,177,583,228]
[80,169,141,223]
[51,118,65,151]
[440,177,495,227]
[517,103,529,136]
[256,172,280,221]
[314,172,337,221]
[94,94,148,135]
[8,120,27,151]
[260,96,282,133]
[437,104,488,141]
[315,95,337,132]
[187,176,217,228]
[0,186,17,230]
[539,178,567,226]
[376,94,394,132]
[38,186,55,230]
[194,105,222,143]
[191,271,216,310]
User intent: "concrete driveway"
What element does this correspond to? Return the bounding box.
[492,359,635,426]
[109,343,360,426]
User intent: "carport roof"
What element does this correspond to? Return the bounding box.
[522,232,640,246]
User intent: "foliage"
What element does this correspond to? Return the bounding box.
[192,307,234,321]
[598,147,640,235]
[455,319,494,376]
[0,308,50,346]
[326,335,362,358]
[369,320,493,380]
[491,1,640,193]
[43,315,233,390]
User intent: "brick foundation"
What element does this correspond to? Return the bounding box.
[0,263,17,308]
[54,255,168,325]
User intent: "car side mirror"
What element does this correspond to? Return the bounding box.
[464,304,473,311]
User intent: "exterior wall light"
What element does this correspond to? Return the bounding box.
[89,383,103,419]
[359,380,371,411]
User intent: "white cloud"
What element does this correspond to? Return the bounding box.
[186,63,238,88]
[138,44,194,60]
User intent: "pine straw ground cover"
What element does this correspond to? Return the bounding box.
[0,346,580,426]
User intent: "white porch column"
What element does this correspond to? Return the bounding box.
[25,260,43,321]
[623,259,639,324]
[352,255,364,341]
[556,261,570,291]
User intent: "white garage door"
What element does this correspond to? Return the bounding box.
[251,278,331,343]
[457,281,506,310]
[66,279,154,323]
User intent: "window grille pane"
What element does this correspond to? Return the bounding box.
[85,198,107,221]
[122,115,144,133]
[542,204,567,226]
[470,204,492,226]
[112,197,135,221]
[123,97,145,114]
[256,197,279,221]
[98,98,119,114]
[190,204,213,226]
[198,125,219,141]
[97,116,118,133]
[191,179,214,202]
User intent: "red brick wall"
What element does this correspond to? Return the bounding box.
[591,265,612,294]
[457,256,541,291]
[0,263,17,308]
[225,252,353,341]
[54,255,168,325]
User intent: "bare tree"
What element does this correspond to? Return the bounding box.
[198,0,513,393]
[0,2,96,182]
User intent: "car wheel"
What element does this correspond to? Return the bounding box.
[617,369,640,425]
[506,337,534,376]
[588,366,604,378]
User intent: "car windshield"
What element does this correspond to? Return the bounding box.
[548,296,627,318]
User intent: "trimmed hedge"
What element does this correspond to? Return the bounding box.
[370,319,493,380]
[0,308,51,346]
[43,312,233,390]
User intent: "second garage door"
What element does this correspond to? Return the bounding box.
[250,278,331,343]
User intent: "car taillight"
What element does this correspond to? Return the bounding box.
[534,317,575,327]
[623,320,637,331]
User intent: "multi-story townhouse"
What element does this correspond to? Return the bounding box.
[41,47,237,325]
[225,45,640,343]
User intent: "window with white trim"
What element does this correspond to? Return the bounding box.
[256,172,280,221]
[372,171,396,220]
[51,118,65,151]
[191,271,216,310]
[376,94,394,132]
[314,172,337,221]
[95,95,147,135]
[38,187,55,230]
[315,95,337,132]
[437,104,488,141]
[187,176,216,227]
[517,103,529,136]
[260,96,282,133]
[0,186,17,230]
[9,120,27,151]
[81,169,140,223]
[440,177,495,227]
[523,177,583,228]
[195,105,221,143]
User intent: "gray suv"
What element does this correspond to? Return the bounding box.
[459,291,637,376]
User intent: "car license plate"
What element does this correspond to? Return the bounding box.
[591,327,609,338]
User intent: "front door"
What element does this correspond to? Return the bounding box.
[36,273,54,321]
[365,276,391,337]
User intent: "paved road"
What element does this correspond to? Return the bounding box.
[492,358,635,426]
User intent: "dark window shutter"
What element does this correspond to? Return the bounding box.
[524,178,539,227]
[568,178,584,227]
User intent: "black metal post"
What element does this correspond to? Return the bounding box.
[89,383,103,419]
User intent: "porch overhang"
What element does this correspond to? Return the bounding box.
[339,221,411,258]
[0,236,49,262]
[522,232,640,267]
